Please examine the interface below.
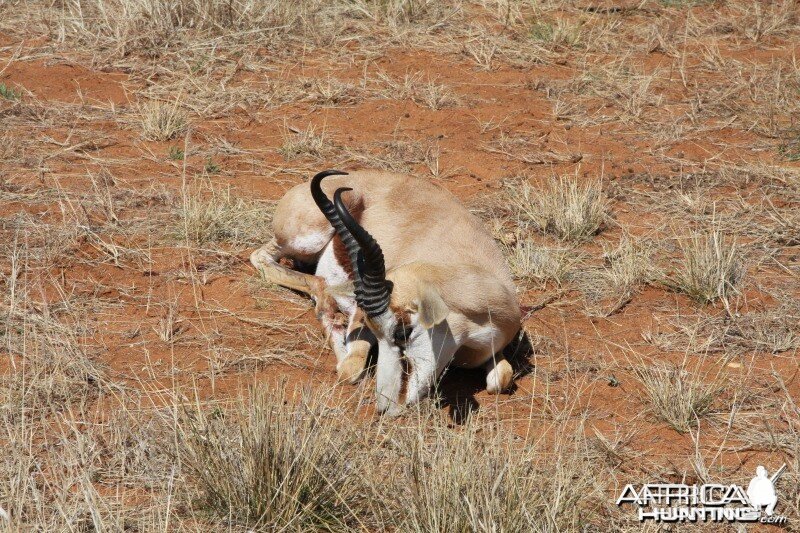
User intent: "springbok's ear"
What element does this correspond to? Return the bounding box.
[412,282,449,329]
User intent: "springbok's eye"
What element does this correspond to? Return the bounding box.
[393,323,413,346]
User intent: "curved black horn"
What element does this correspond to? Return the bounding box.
[310,170,348,221]
[309,170,362,283]
[334,187,393,317]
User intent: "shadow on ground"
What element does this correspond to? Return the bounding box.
[436,329,537,425]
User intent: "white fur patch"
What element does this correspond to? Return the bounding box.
[486,367,502,393]
[403,322,457,406]
[316,242,356,314]
[466,324,501,352]
[289,232,331,255]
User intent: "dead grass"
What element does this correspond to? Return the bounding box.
[666,229,745,305]
[529,19,584,49]
[397,412,603,532]
[375,71,461,110]
[279,124,329,161]
[137,100,188,141]
[303,76,362,107]
[632,358,729,433]
[1,0,800,528]
[177,385,366,530]
[0,301,106,417]
[486,133,583,165]
[0,376,613,530]
[508,176,608,242]
[505,240,582,288]
[579,237,653,316]
[347,136,442,175]
[178,182,274,246]
[38,0,466,63]
[646,304,800,355]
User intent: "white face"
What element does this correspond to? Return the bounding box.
[366,308,457,414]
[365,309,414,352]
[366,310,404,414]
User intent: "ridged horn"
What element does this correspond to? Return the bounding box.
[309,170,362,284]
[333,187,393,317]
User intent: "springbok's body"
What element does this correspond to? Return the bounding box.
[251,170,520,414]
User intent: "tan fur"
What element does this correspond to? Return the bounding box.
[410,281,450,329]
[254,170,521,391]
[386,262,519,368]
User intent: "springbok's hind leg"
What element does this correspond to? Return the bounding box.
[484,354,513,394]
[250,239,326,297]
[250,239,348,362]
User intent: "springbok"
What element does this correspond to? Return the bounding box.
[250,170,520,414]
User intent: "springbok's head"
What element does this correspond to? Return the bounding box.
[310,172,449,352]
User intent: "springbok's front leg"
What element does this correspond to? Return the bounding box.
[250,239,325,296]
[375,337,404,416]
[338,308,374,384]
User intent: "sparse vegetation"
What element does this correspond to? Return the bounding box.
[667,229,744,305]
[1,0,799,528]
[579,237,652,315]
[633,360,728,433]
[204,157,220,174]
[138,100,188,141]
[0,82,19,100]
[415,79,460,110]
[178,386,363,530]
[509,176,608,242]
[506,240,582,288]
[279,124,328,161]
[779,134,800,161]
[178,184,274,246]
[168,145,185,160]
[398,415,602,531]
[529,19,583,48]
[375,71,460,109]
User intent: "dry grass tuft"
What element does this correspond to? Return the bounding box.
[1,303,106,417]
[178,183,274,246]
[667,229,744,305]
[375,71,460,109]
[397,415,602,532]
[505,240,582,288]
[633,359,728,433]
[579,237,652,316]
[304,76,362,107]
[279,124,329,161]
[415,79,460,110]
[177,385,364,531]
[529,19,584,48]
[138,100,188,141]
[509,176,608,242]
[348,136,441,175]
[647,305,800,355]
[464,37,499,70]
[1,246,107,416]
